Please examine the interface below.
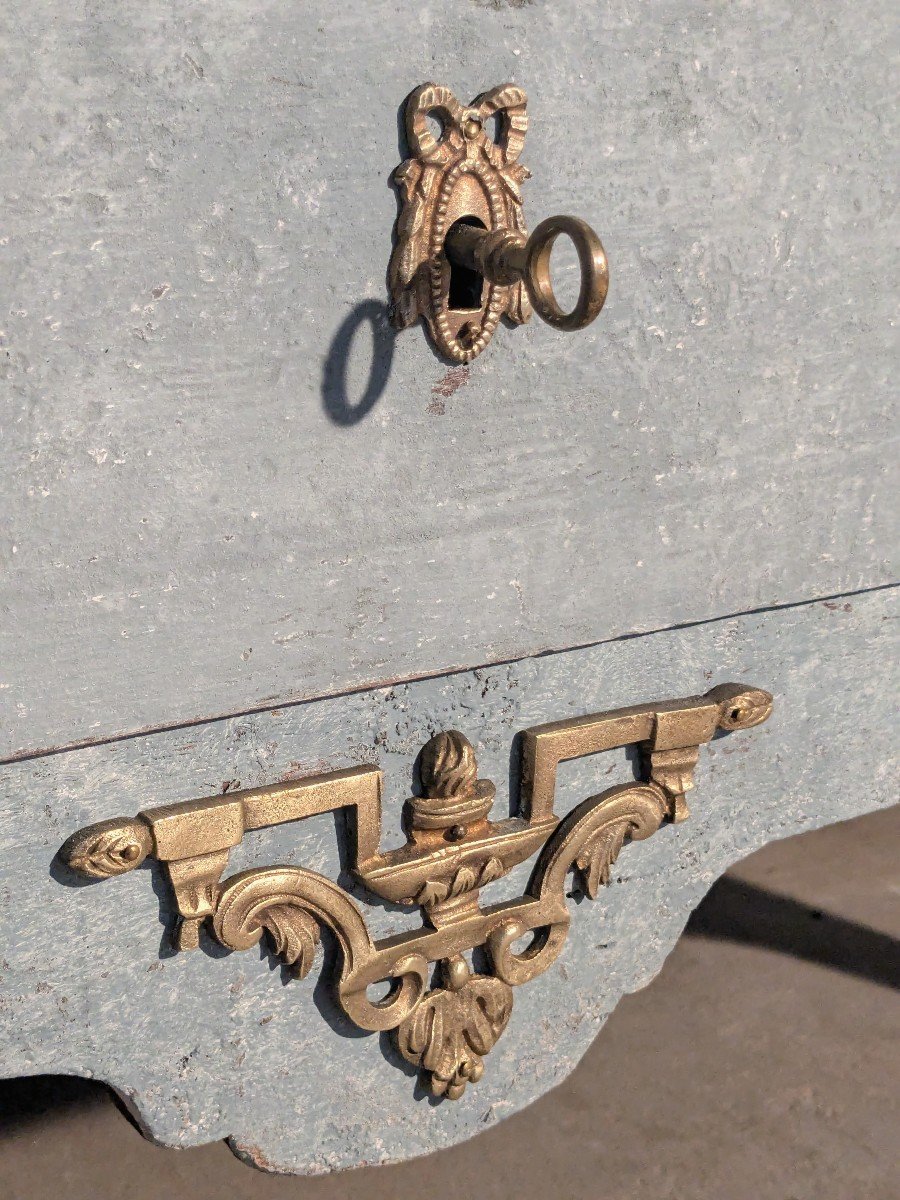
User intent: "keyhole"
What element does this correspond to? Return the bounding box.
[447,217,486,311]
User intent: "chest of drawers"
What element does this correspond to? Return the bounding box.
[1,0,895,1174]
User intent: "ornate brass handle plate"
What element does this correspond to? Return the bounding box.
[389,83,609,362]
[60,683,772,1100]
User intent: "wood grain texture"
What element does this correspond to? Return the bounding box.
[0,590,895,1172]
[1,1,897,756]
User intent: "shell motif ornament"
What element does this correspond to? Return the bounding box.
[397,956,514,1099]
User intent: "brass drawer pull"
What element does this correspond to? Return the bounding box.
[60,683,772,1100]
[389,83,609,362]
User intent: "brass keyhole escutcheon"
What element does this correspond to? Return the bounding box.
[389,83,609,363]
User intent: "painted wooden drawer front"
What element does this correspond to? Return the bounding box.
[1,0,895,758]
[0,0,896,1177]
[2,594,897,1171]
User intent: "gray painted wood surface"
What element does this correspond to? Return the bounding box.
[1,591,895,1173]
[2,1,897,757]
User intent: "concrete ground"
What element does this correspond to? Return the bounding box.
[2,806,897,1200]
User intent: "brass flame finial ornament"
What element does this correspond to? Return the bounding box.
[389,83,609,362]
[59,683,773,1099]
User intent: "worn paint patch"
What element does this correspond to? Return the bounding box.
[431,365,471,398]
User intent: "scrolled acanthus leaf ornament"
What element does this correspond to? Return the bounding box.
[212,866,429,1032]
